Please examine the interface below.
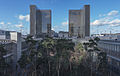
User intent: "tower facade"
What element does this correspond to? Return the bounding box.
[30,5,51,38]
[69,5,90,38]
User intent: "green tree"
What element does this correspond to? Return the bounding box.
[97,52,108,76]
[54,39,75,76]
[42,37,55,76]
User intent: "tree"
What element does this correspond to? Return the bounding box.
[83,37,109,76]
[18,36,97,76]
[0,44,9,76]
[18,51,30,76]
[83,37,101,76]
[42,37,55,76]
[97,52,108,76]
[18,35,37,76]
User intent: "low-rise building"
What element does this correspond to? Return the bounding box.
[0,31,22,75]
[0,30,10,39]
[58,31,69,38]
[51,30,58,38]
[91,33,120,40]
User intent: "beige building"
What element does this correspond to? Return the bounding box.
[69,5,90,38]
[30,5,51,38]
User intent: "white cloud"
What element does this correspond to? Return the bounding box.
[108,10,119,16]
[91,20,102,26]
[53,21,68,32]
[91,18,120,26]
[7,22,11,25]
[109,19,120,26]
[0,22,15,31]
[19,14,30,22]
[99,14,102,17]
[99,14,106,17]
[0,21,27,34]
[91,10,120,27]
[16,24,23,28]
[0,22,4,25]
[19,15,24,20]
[62,21,68,26]
[52,27,54,30]
[91,18,109,26]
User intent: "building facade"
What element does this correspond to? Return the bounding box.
[0,31,22,75]
[69,5,90,38]
[30,5,51,38]
[0,30,10,39]
[0,32,22,63]
[91,33,120,40]
[98,40,120,76]
[10,32,22,61]
[58,31,69,39]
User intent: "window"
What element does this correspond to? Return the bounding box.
[71,12,80,15]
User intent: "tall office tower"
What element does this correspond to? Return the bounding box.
[30,5,51,38]
[69,5,90,38]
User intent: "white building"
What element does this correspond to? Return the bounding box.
[10,32,22,61]
[0,30,10,39]
[58,31,69,39]
[0,31,22,65]
[91,33,120,40]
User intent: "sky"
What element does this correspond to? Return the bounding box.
[0,0,120,35]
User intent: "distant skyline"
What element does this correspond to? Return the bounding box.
[0,0,120,35]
